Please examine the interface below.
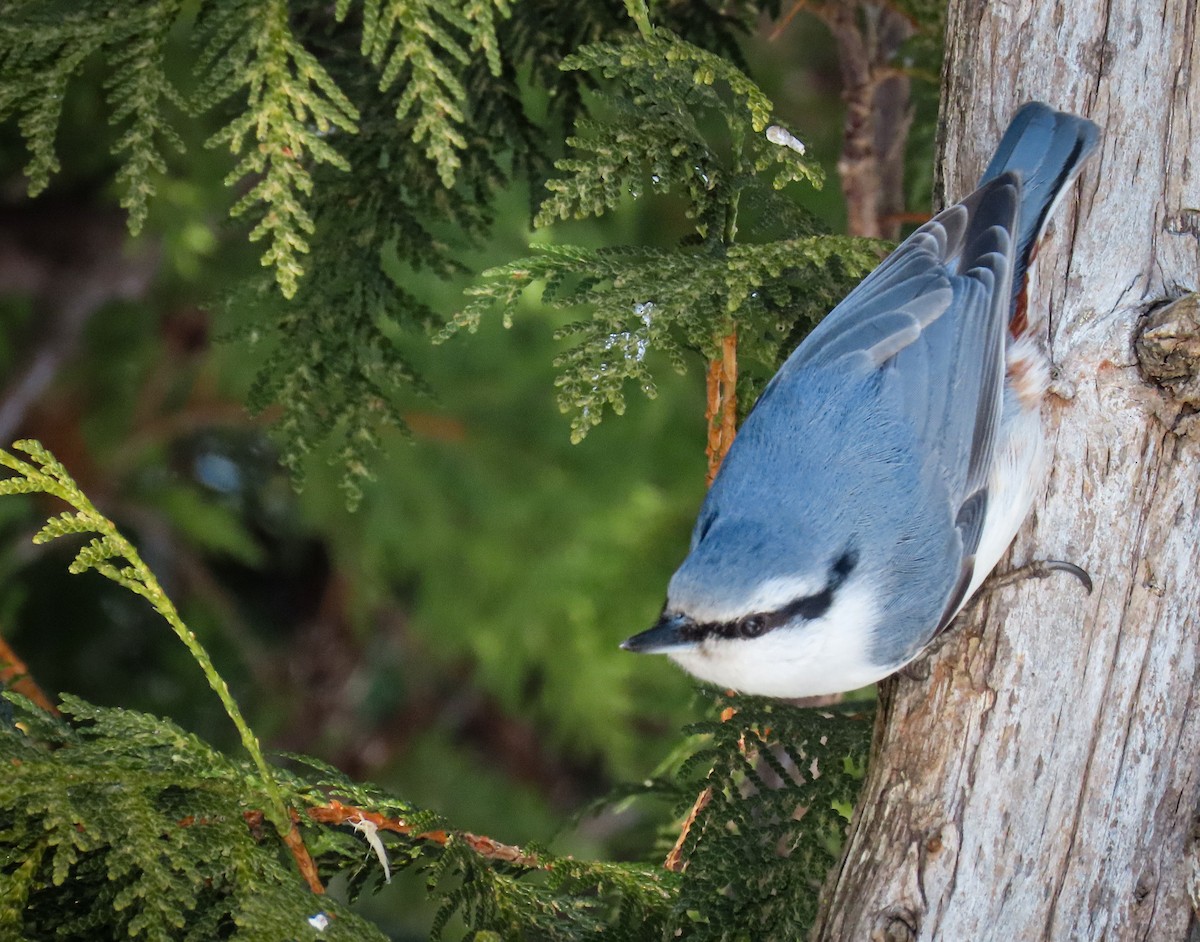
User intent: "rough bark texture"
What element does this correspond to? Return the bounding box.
[812,2,1200,940]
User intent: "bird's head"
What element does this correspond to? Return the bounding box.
[621,517,883,697]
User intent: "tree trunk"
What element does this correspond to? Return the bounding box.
[814,1,914,240]
[811,1,1200,939]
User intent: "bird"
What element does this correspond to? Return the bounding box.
[621,102,1100,698]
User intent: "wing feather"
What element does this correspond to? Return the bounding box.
[767,175,1020,563]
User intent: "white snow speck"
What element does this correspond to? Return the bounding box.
[766,125,806,155]
[308,912,331,931]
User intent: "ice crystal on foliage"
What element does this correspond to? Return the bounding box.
[444,25,884,441]
[766,124,807,155]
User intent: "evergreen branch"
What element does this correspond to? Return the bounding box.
[664,692,873,937]
[104,1,186,234]
[338,0,512,187]
[1,695,389,939]
[623,0,654,39]
[199,0,360,297]
[437,20,864,451]
[558,27,776,139]
[0,5,111,195]
[233,255,431,509]
[463,0,512,75]
[0,1,186,230]
[543,28,822,237]
[221,39,534,505]
[306,798,543,868]
[450,237,882,441]
[0,442,297,851]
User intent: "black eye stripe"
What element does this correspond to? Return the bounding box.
[677,547,858,642]
[782,585,834,622]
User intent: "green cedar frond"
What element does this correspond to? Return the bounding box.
[426,839,676,941]
[455,236,881,441]
[197,0,360,297]
[0,0,828,498]
[441,22,884,441]
[563,28,774,131]
[104,1,187,234]
[0,441,291,834]
[0,689,682,941]
[665,692,871,939]
[235,264,429,510]
[0,1,184,231]
[0,1,110,196]
[336,0,512,187]
[0,695,390,942]
[222,44,527,503]
[538,27,818,235]
[463,0,513,76]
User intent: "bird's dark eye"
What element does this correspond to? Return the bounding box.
[695,546,858,643]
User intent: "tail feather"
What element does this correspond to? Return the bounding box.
[977,102,1100,326]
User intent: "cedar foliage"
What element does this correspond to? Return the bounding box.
[0,0,879,503]
[0,441,870,940]
[447,11,883,438]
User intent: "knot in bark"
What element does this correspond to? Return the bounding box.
[1135,294,1200,437]
[871,907,919,942]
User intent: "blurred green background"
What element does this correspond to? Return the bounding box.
[0,6,935,937]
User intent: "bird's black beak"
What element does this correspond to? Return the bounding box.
[620,611,693,653]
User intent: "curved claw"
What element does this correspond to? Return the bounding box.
[989,558,1094,595]
[1036,559,1094,594]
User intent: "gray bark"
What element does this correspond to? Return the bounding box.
[812,1,1200,939]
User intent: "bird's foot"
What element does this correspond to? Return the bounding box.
[990,558,1093,594]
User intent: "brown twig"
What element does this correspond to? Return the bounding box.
[239,798,547,898]
[768,0,809,41]
[236,811,325,892]
[0,632,58,715]
[282,818,326,894]
[664,786,712,873]
[664,703,741,872]
[306,799,544,869]
[705,331,739,486]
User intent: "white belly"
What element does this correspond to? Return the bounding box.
[958,333,1049,610]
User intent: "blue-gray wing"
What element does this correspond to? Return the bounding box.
[767,175,1020,563]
